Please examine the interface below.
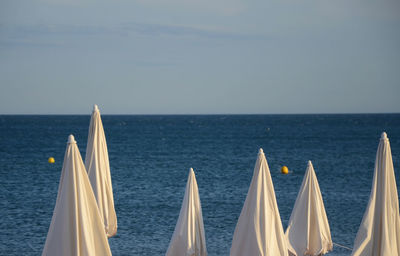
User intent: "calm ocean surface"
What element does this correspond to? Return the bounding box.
[0,114,399,256]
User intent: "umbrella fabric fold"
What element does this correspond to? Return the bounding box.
[230,148,288,256]
[85,104,117,237]
[166,168,207,256]
[351,132,400,256]
[42,135,112,256]
[285,161,332,256]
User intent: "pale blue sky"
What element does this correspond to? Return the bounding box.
[0,0,399,114]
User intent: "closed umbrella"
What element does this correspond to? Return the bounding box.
[230,148,288,256]
[166,168,207,256]
[351,132,400,256]
[85,104,117,237]
[42,135,111,256]
[285,161,332,256]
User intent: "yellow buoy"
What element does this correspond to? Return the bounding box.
[48,157,55,164]
[281,166,289,174]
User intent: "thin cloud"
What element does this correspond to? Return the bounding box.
[0,22,268,47]
[120,23,266,40]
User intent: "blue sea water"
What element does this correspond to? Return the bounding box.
[0,114,399,256]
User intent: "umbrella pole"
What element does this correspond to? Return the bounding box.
[332,242,352,251]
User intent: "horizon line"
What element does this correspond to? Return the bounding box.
[0,112,399,116]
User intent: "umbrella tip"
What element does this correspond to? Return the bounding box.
[308,160,312,166]
[381,132,388,140]
[259,148,264,154]
[67,134,76,144]
[93,104,99,112]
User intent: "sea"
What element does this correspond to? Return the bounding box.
[0,114,399,256]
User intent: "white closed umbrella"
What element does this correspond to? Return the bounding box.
[85,104,117,237]
[166,168,207,256]
[42,135,111,256]
[285,161,332,256]
[351,132,400,256]
[230,148,288,256]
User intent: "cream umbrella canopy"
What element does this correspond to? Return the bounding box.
[85,104,117,237]
[351,132,400,256]
[42,135,112,256]
[230,148,288,256]
[285,161,332,256]
[166,168,207,256]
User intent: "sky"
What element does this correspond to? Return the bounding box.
[0,0,399,114]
